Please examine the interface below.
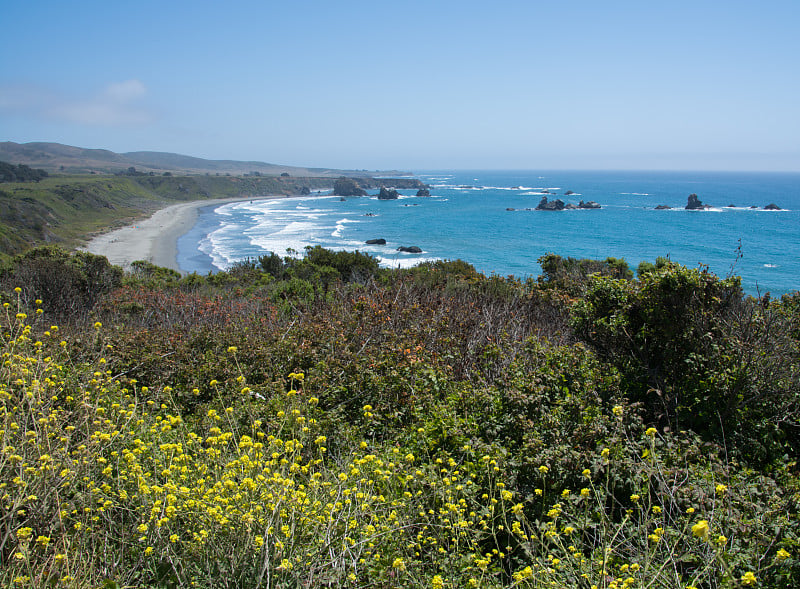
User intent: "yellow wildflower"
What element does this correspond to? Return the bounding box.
[691,520,710,541]
[740,571,757,585]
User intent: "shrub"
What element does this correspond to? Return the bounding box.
[0,246,122,320]
[571,261,799,463]
[537,253,633,297]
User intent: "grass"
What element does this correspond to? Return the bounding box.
[0,174,335,259]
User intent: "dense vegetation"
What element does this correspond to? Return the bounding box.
[0,162,48,184]
[0,247,797,588]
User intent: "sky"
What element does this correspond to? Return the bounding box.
[1,0,799,171]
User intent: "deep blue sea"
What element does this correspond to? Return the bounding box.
[177,170,800,296]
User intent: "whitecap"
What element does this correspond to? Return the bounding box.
[199,223,247,270]
[377,256,441,269]
[331,218,359,238]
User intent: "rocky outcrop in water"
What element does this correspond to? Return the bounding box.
[685,193,711,210]
[416,187,431,197]
[378,187,400,200]
[366,238,386,245]
[655,204,671,210]
[578,200,601,209]
[334,177,367,197]
[764,203,782,210]
[536,197,565,211]
[397,246,422,253]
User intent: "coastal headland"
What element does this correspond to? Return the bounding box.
[0,144,426,269]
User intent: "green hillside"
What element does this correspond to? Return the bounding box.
[0,141,407,177]
[0,173,334,257]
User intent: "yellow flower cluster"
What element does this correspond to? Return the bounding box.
[0,297,791,589]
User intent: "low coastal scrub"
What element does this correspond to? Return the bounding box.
[0,248,798,587]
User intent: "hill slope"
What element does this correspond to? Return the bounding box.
[0,141,404,177]
[0,174,335,256]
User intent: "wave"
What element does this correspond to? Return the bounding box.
[377,255,440,269]
[331,218,359,238]
[247,220,321,257]
[199,223,246,270]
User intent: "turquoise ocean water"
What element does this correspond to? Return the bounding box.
[177,170,800,296]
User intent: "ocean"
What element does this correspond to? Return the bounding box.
[176,170,800,296]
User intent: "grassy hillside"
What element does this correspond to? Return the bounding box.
[0,174,335,257]
[0,141,407,177]
[0,248,797,587]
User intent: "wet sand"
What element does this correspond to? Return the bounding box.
[83,195,286,271]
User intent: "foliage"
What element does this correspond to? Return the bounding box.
[0,247,122,320]
[537,253,633,297]
[0,250,797,587]
[0,161,48,183]
[572,261,799,463]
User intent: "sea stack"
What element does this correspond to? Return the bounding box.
[685,193,711,210]
[535,197,565,211]
[378,187,400,200]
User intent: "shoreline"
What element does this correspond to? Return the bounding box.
[82,195,290,272]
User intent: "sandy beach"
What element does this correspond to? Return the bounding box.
[83,195,286,272]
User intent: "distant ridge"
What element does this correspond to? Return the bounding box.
[0,141,405,178]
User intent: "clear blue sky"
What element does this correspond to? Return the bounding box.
[2,0,798,171]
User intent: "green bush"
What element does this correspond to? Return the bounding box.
[0,246,122,319]
[537,253,633,297]
[571,261,799,463]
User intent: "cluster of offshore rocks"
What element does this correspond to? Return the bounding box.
[365,238,422,253]
[375,186,431,200]
[506,197,601,212]
[655,194,783,210]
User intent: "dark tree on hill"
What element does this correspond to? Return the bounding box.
[0,161,49,183]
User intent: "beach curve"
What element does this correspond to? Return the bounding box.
[82,195,287,272]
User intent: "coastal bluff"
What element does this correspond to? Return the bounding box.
[333,176,427,197]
